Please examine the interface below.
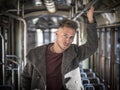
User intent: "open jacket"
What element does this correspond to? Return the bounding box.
[21,23,98,90]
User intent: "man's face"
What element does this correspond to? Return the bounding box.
[55,26,76,51]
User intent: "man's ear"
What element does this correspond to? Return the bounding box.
[56,31,58,35]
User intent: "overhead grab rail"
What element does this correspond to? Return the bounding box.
[71,0,99,20]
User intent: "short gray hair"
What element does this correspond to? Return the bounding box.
[58,19,78,30]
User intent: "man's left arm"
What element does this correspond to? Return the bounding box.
[76,6,98,61]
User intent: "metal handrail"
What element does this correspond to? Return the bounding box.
[0,13,27,67]
[72,0,99,20]
[5,54,21,90]
[6,58,19,65]
[0,12,26,90]
[0,30,5,85]
[6,55,20,59]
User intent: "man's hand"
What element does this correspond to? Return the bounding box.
[87,6,94,23]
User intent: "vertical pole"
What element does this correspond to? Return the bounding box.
[0,30,5,85]
[110,28,115,90]
[99,29,102,76]
[104,28,107,82]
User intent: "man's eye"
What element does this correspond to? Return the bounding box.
[63,34,67,38]
[70,37,74,40]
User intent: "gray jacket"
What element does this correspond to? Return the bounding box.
[21,23,98,90]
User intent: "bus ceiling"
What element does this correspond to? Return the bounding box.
[0,0,120,26]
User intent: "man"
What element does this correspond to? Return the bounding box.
[21,7,98,90]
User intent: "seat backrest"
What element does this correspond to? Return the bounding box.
[89,77,100,84]
[81,72,87,78]
[84,84,95,90]
[93,83,106,90]
[82,78,90,85]
[83,69,92,73]
[87,72,96,78]
[0,85,13,90]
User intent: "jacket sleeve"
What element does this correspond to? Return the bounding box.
[76,23,98,61]
[21,61,33,90]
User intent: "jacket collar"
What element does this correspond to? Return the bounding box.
[27,44,77,83]
[27,45,47,83]
[62,45,77,74]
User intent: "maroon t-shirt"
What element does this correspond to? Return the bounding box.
[46,44,64,90]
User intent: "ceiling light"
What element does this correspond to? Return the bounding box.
[45,0,56,13]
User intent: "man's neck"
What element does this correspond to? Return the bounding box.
[51,43,64,53]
